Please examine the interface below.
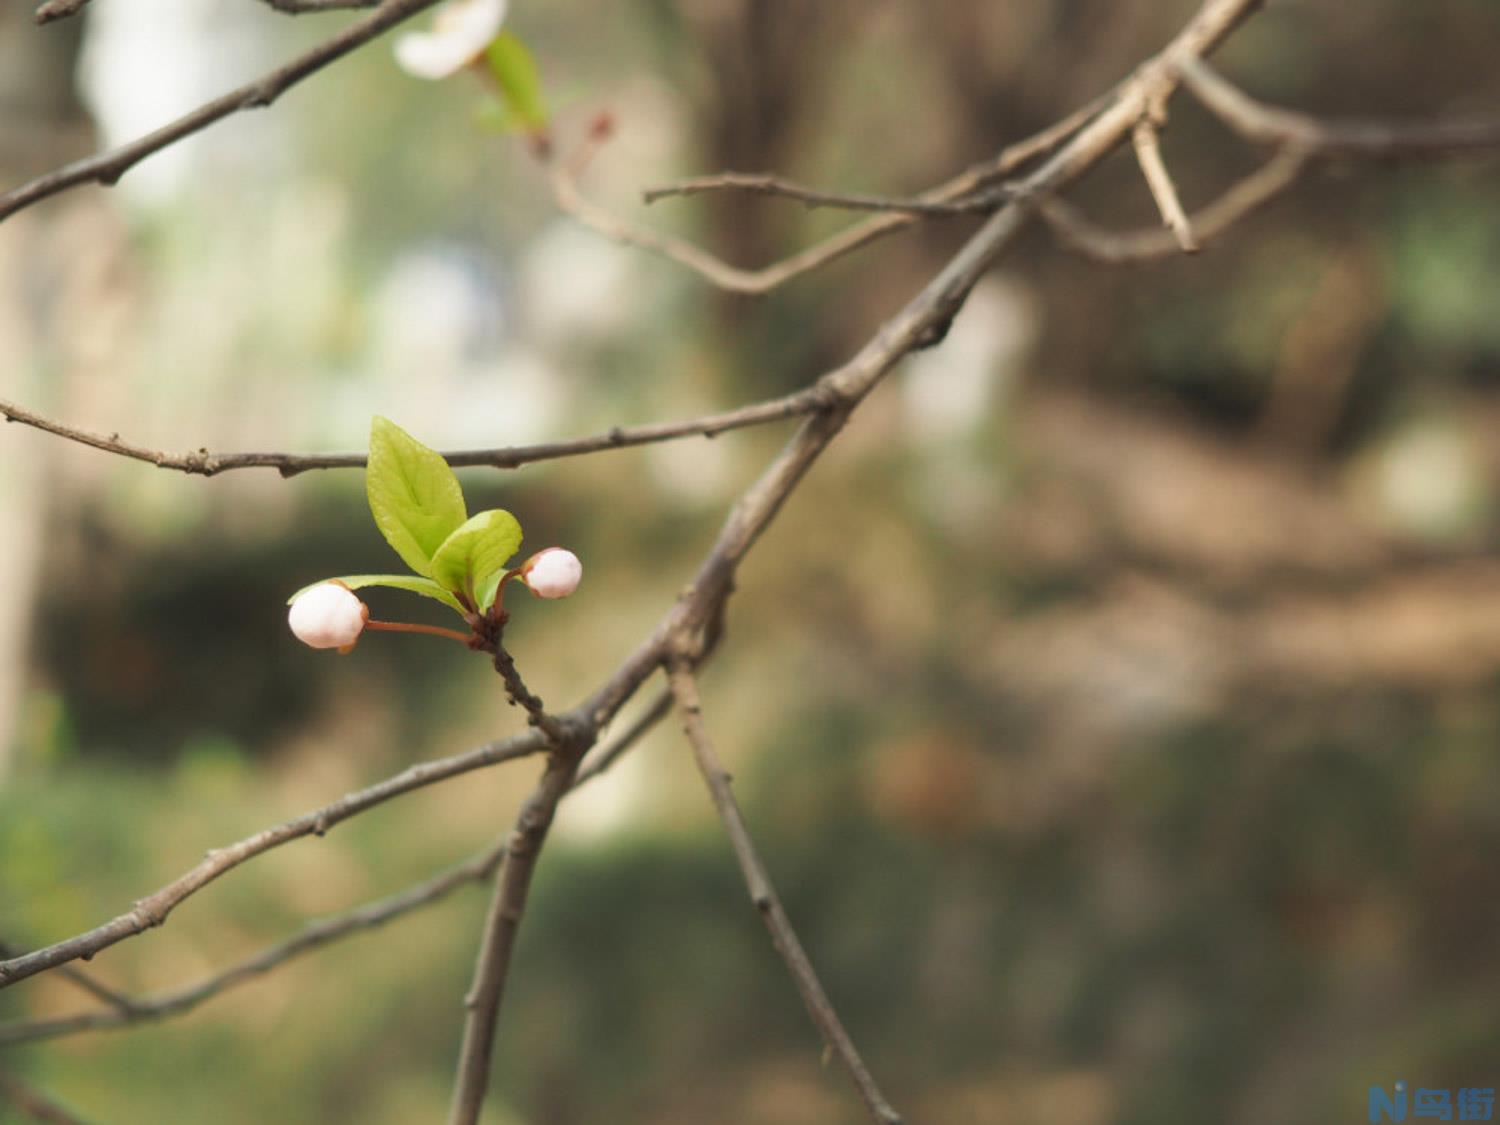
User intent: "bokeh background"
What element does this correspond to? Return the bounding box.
[3,1,1500,1121]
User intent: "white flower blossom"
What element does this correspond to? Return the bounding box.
[394,0,507,81]
[520,548,582,599]
[289,582,369,650]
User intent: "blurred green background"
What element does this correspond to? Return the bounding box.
[2,1,1500,1121]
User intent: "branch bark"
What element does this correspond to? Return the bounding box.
[0,680,670,1047]
[667,661,903,1124]
[447,716,585,1125]
[0,384,829,478]
[547,87,1115,297]
[33,0,92,25]
[1040,146,1307,264]
[1179,57,1500,157]
[0,842,507,1047]
[0,732,544,987]
[0,0,442,223]
[1132,117,1200,253]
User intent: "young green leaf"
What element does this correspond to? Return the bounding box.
[483,32,548,133]
[475,567,506,614]
[429,509,523,597]
[287,575,467,615]
[366,416,467,577]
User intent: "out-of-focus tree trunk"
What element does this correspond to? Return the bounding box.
[0,7,97,780]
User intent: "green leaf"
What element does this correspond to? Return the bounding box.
[288,576,467,615]
[483,32,548,133]
[475,568,507,614]
[429,509,523,598]
[366,416,467,577]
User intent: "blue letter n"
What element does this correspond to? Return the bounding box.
[1371,1083,1409,1123]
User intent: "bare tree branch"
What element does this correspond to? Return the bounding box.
[0,384,830,478]
[0,678,669,1049]
[0,0,442,224]
[260,0,381,13]
[667,660,903,1124]
[1041,145,1307,264]
[549,88,1116,297]
[0,733,544,988]
[1178,57,1500,157]
[490,645,573,745]
[0,842,507,1047]
[0,939,140,1016]
[33,0,92,25]
[1132,117,1200,252]
[641,171,1017,216]
[448,687,584,1125]
[574,687,670,786]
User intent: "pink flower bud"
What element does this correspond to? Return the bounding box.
[289,582,369,650]
[520,548,582,600]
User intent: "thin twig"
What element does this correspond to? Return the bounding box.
[0,842,507,1047]
[448,745,584,1124]
[1042,145,1307,264]
[449,617,722,1121]
[1178,57,1500,157]
[490,645,570,744]
[667,661,903,1124]
[641,171,1017,216]
[0,0,442,223]
[0,732,544,988]
[260,0,380,12]
[0,384,828,478]
[0,939,139,1016]
[0,687,668,1049]
[33,0,92,25]
[549,88,1116,297]
[0,1070,92,1125]
[574,688,670,786]
[1132,117,1199,252]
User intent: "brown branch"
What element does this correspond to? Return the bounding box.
[0,841,507,1047]
[550,88,1116,297]
[1041,145,1307,264]
[0,384,827,478]
[1132,117,1200,252]
[33,0,92,25]
[574,688,669,786]
[0,683,667,1049]
[261,0,380,12]
[0,1070,91,1125]
[0,939,140,1016]
[667,660,903,1124]
[0,0,442,224]
[1178,57,1500,157]
[448,748,586,1125]
[450,618,723,1120]
[449,632,598,1125]
[0,732,545,988]
[641,171,1016,216]
[490,645,571,745]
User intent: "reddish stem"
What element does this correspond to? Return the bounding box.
[487,569,523,625]
[365,619,474,646]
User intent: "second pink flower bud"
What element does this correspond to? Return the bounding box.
[519,548,582,600]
